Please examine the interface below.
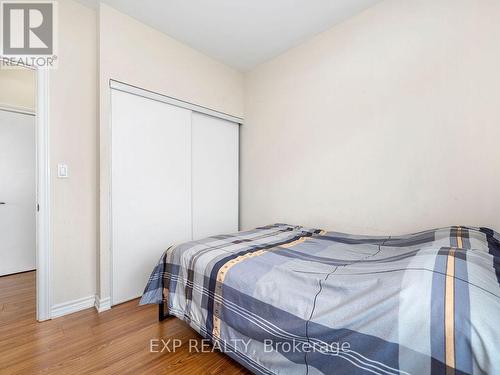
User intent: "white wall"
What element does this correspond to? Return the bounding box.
[50,0,97,305]
[98,4,244,301]
[0,68,35,110]
[242,0,500,235]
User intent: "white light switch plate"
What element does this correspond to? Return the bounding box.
[57,163,69,178]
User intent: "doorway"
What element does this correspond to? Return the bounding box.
[0,62,50,321]
[0,66,37,316]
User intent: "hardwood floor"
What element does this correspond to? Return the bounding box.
[0,272,250,374]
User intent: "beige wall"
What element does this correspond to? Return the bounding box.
[242,0,500,235]
[98,4,244,301]
[45,0,500,312]
[50,0,97,305]
[0,68,35,110]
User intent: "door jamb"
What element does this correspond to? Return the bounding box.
[35,67,51,321]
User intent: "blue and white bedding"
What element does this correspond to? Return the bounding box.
[141,224,500,374]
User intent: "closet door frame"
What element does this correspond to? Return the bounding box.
[107,80,242,308]
[109,80,243,123]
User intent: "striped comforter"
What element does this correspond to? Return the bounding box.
[141,224,500,374]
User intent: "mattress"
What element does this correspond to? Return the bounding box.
[141,224,500,374]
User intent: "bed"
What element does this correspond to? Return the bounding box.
[140,223,500,374]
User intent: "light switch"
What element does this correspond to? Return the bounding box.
[57,163,69,178]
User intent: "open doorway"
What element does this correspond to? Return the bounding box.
[0,65,37,318]
[0,60,50,322]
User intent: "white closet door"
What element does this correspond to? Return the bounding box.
[0,110,35,276]
[192,113,239,239]
[111,89,192,305]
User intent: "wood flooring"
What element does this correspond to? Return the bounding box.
[0,271,250,374]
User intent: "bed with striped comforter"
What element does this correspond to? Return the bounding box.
[141,224,500,374]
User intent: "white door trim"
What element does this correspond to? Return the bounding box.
[109,79,244,124]
[0,103,35,116]
[35,68,51,321]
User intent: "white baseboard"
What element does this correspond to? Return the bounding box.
[51,295,96,319]
[94,295,111,313]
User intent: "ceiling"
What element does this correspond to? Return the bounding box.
[77,0,381,71]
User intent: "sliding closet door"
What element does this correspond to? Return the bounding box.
[111,89,192,305]
[191,113,239,239]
